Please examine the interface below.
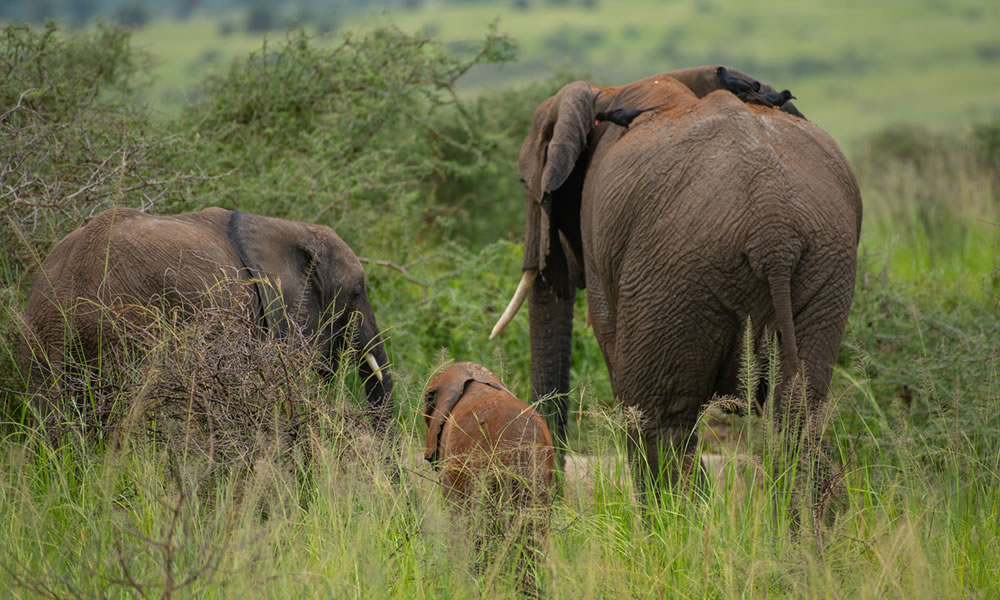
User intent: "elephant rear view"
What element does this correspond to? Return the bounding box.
[423,362,554,591]
[20,207,393,433]
[491,65,862,493]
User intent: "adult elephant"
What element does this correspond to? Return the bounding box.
[21,207,393,433]
[491,65,862,489]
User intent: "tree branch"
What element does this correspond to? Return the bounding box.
[358,256,429,299]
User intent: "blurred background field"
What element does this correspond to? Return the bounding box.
[1,2,998,598]
[8,0,1000,147]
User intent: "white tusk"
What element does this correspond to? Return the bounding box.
[490,269,538,340]
[365,353,384,382]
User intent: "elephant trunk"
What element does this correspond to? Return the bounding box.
[528,274,574,460]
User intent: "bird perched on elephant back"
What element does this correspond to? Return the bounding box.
[490,65,862,497]
[423,362,554,587]
[713,65,806,118]
[20,207,393,434]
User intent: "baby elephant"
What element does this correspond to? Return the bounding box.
[424,362,555,504]
[423,362,555,586]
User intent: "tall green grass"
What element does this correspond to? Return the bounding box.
[2,344,997,598]
[855,124,1000,291]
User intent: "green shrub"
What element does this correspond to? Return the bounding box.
[417,76,571,247]
[0,23,205,419]
[172,24,516,248]
[0,22,200,273]
[972,119,1000,168]
[854,122,1000,285]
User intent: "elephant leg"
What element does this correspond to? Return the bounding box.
[803,282,854,458]
[610,280,730,500]
[625,406,704,502]
[768,258,855,439]
[775,257,856,519]
[585,286,617,382]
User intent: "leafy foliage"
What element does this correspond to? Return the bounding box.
[173,23,518,245]
[0,22,205,275]
[0,23,211,415]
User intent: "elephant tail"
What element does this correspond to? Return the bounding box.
[767,268,801,385]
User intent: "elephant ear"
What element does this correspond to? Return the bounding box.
[523,80,594,274]
[540,81,594,195]
[227,210,319,336]
[424,362,515,466]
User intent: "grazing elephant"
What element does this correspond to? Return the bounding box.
[21,207,393,432]
[423,362,554,590]
[490,65,862,490]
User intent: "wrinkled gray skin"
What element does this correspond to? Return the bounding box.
[22,207,393,432]
[512,65,862,489]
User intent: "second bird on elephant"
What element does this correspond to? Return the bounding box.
[762,89,797,107]
[716,65,773,106]
[739,89,797,108]
[594,106,658,128]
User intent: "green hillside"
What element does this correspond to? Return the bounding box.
[128,0,1000,148]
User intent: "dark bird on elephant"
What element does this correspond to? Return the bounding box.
[716,66,760,94]
[716,66,773,106]
[738,89,798,110]
[762,89,796,107]
[594,106,657,128]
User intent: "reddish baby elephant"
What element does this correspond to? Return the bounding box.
[424,362,555,506]
[423,362,554,587]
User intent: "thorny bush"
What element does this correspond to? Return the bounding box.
[26,280,381,478]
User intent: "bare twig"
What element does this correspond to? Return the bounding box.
[358,256,430,299]
[0,87,37,122]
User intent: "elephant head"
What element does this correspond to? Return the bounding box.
[487,81,603,444]
[227,210,393,431]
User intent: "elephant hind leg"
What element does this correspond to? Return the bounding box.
[773,255,856,437]
[768,257,856,521]
[585,284,617,381]
[625,405,704,502]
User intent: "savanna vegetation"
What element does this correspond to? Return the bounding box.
[9,0,997,147]
[0,18,998,599]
